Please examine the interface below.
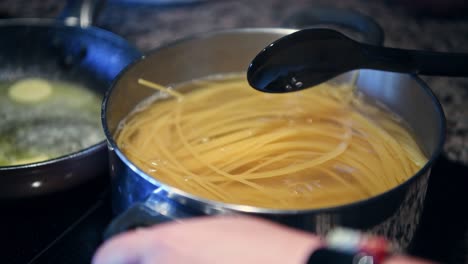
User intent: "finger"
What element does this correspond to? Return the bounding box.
[92,228,162,264]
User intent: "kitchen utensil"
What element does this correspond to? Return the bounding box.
[247,28,468,93]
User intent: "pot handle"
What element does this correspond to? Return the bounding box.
[103,188,199,240]
[282,7,384,46]
[58,0,106,28]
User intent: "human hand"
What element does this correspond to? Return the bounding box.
[93,216,437,264]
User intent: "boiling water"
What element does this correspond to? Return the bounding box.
[115,74,427,209]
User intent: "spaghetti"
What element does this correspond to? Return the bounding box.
[115,74,427,209]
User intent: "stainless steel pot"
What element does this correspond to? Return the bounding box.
[102,28,445,250]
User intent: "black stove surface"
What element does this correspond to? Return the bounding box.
[1,177,111,264]
[1,155,467,264]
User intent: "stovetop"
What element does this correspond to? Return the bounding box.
[0,1,466,263]
[1,177,111,264]
[1,155,467,264]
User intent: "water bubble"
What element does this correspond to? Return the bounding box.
[184,176,193,182]
[200,137,210,143]
[283,179,293,184]
[311,180,323,188]
[289,183,315,196]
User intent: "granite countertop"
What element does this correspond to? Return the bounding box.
[1,0,468,163]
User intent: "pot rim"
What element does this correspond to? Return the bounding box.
[0,139,107,171]
[102,27,446,215]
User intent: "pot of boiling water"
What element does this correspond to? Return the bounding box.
[102,28,445,250]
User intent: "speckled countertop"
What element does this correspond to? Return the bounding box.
[2,0,468,163]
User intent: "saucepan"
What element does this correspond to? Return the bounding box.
[0,0,141,198]
[102,27,445,250]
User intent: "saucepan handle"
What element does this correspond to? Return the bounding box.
[103,188,199,240]
[103,201,174,240]
[282,7,384,46]
[58,0,106,27]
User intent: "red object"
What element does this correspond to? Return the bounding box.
[359,236,392,263]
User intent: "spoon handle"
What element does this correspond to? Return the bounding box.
[362,44,468,77]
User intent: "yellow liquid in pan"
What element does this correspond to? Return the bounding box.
[115,74,427,210]
[0,78,103,166]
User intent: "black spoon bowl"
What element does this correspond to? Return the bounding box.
[247,28,468,93]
